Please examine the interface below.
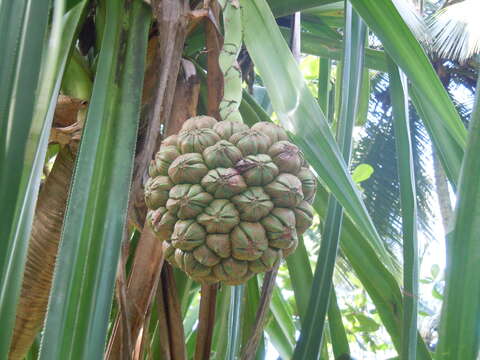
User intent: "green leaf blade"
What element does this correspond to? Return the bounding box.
[0,0,62,356]
[293,4,366,357]
[227,285,244,360]
[436,75,480,360]
[241,0,396,276]
[350,0,467,187]
[388,59,419,360]
[268,0,340,17]
[39,1,150,358]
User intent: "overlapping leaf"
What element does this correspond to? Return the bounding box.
[350,0,467,187]
[241,0,396,275]
[0,1,86,357]
[39,1,150,358]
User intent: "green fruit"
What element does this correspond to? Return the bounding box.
[297,167,317,204]
[159,134,178,149]
[225,272,254,285]
[251,122,288,143]
[144,176,173,209]
[148,208,177,240]
[282,235,298,257]
[182,251,212,277]
[231,187,273,221]
[213,258,249,282]
[268,141,304,174]
[265,173,304,207]
[145,117,317,285]
[197,199,240,233]
[154,146,180,175]
[181,115,217,131]
[261,208,298,249]
[168,153,209,184]
[166,184,213,219]
[249,247,282,273]
[178,128,221,154]
[213,120,249,140]
[163,242,176,264]
[229,129,271,155]
[148,160,159,178]
[235,154,279,186]
[206,234,231,258]
[171,220,206,251]
[201,168,247,198]
[230,222,268,260]
[203,140,243,169]
[294,200,314,234]
[193,245,221,266]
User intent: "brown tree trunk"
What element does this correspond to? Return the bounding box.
[128,0,191,228]
[9,146,76,360]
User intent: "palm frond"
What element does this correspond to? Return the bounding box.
[352,72,434,250]
[392,0,431,45]
[427,0,480,62]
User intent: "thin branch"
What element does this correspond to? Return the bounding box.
[161,264,187,360]
[115,238,133,359]
[105,227,165,359]
[156,280,173,360]
[194,284,219,360]
[241,263,280,360]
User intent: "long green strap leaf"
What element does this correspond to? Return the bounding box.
[247,64,350,359]
[0,0,73,357]
[328,290,350,359]
[0,0,48,259]
[280,27,389,72]
[211,286,232,359]
[286,240,350,359]
[436,75,480,360]
[4,2,87,357]
[318,58,331,117]
[227,285,244,360]
[0,0,49,319]
[246,98,432,359]
[242,277,266,360]
[409,87,463,188]
[285,239,313,320]
[270,287,296,346]
[316,187,432,359]
[265,316,294,359]
[293,4,366,358]
[268,0,340,17]
[39,1,150,358]
[349,0,466,187]
[356,67,370,126]
[241,0,396,275]
[244,68,430,359]
[388,59,419,360]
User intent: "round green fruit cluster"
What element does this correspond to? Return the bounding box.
[145,116,317,285]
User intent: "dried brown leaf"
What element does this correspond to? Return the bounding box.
[9,147,76,360]
[105,227,165,359]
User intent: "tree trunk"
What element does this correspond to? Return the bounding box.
[432,150,454,235]
[9,146,76,360]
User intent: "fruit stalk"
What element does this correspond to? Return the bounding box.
[218,0,244,123]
